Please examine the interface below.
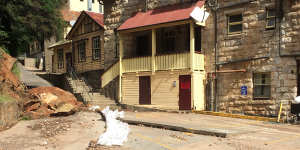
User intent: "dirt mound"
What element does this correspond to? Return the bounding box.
[0,49,25,100]
[24,87,83,119]
[0,50,20,88]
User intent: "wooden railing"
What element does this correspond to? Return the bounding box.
[122,56,152,72]
[101,61,120,88]
[194,53,205,71]
[101,52,205,88]
[155,52,190,71]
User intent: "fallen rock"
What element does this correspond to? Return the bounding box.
[87,140,124,150]
[30,118,72,138]
[24,87,83,119]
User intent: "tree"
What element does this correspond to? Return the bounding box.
[0,0,66,56]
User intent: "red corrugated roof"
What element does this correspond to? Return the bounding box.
[61,10,81,22]
[85,11,104,27]
[118,1,205,31]
[66,11,104,39]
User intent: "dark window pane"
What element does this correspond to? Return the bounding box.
[229,14,243,23]
[229,24,242,33]
[268,10,276,17]
[253,73,271,99]
[267,18,276,28]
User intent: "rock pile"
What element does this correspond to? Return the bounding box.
[24,87,83,119]
[87,141,125,150]
[29,118,72,138]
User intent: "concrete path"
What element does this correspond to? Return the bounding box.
[122,111,300,149]
[18,63,52,88]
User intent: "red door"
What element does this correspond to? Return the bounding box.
[179,75,191,110]
[139,76,151,105]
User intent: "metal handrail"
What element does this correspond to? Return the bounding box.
[68,66,93,104]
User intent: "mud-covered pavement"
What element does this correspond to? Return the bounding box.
[2,111,300,150]
[0,112,224,150]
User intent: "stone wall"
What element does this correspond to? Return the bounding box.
[0,100,20,131]
[205,0,300,118]
[281,1,300,56]
[45,36,57,72]
[80,70,104,91]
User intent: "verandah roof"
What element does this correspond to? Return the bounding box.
[118,1,205,31]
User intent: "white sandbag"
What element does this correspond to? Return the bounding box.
[294,96,300,104]
[97,106,130,146]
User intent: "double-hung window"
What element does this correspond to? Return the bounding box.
[228,14,243,34]
[78,41,86,62]
[266,9,276,29]
[253,73,271,99]
[92,36,100,60]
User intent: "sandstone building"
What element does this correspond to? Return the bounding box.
[99,0,300,119]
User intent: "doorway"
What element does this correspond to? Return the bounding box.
[179,75,191,110]
[66,52,72,72]
[139,76,151,105]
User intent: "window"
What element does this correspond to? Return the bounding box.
[253,73,271,99]
[99,4,104,14]
[84,18,93,33]
[92,36,101,60]
[88,0,92,11]
[228,14,243,34]
[266,9,276,29]
[163,30,175,52]
[195,26,201,53]
[78,41,86,62]
[58,49,64,69]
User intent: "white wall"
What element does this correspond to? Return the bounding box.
[69,0,102,13]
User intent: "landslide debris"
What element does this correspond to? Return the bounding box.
[0,49,82,121]
[24,87,83,119]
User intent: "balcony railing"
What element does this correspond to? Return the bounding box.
[194,53,205,71]
[156,53,190,71]
[123,56,152,72]
[102,61,120,87]
[101,52,205,88]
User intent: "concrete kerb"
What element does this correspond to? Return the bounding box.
[94,107,227,138]
[119,118,227,138]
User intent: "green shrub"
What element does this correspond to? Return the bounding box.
[0,95,15,103]
[20,116,31,121]
[11,63,20,79]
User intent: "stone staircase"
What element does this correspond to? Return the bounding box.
[65,75,118,109]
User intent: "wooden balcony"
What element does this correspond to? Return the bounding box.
[155,53,190,71]
[123,52,204,73]
[123,56,152,72]
[194,53,205,71]
[101,52,204,87]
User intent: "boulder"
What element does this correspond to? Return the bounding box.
[25,87,83,119]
